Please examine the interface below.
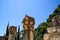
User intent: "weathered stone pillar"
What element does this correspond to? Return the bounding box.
[22,15,29,40]
[22,15,35,40]
[8,26,16,40]
[23,25,29,40]
[29,17,35,40]
[29,26,34,40]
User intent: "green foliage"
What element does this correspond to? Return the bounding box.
[47,4,60,23]
[6,23,9,36]
[34,22,48,40]
[34,4,60,40]
[20,30,24,40]
[17,26,20,40]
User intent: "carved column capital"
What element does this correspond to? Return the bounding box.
[9,26,16,34]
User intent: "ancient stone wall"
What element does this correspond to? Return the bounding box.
[44,15,60,40]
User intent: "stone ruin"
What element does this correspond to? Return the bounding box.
[8,15,35,40]
[8,26,17,40]
[0,15,35,40]
[22,15,35,40]
[44,15,60,40]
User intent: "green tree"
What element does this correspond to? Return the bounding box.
[6,22,9,36]
[17,25,20,40]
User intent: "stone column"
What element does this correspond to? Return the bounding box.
[22,15,29,40]
[29,25,34,40]
[8,26,16,40]
[29,17,35,40]
[23,25,29,40]
[22,15,35,40]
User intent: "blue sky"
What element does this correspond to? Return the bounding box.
[0,0,60,36]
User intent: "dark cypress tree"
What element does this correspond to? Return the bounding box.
[6,22,9,36]
[17,25,20,40]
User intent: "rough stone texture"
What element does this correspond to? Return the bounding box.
[44,27,60,40]
[57,26,60,33]
[44,15,60,40]
[44,34,50,40]
[51,17,57,27]
[56,15,60,26]
[47,27,56,34]
[50,33,60,40]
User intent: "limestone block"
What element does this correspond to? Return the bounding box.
[47,27,56,34]
[50,35,60,40]
[44,34,50,40]
[57,27,60,33]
